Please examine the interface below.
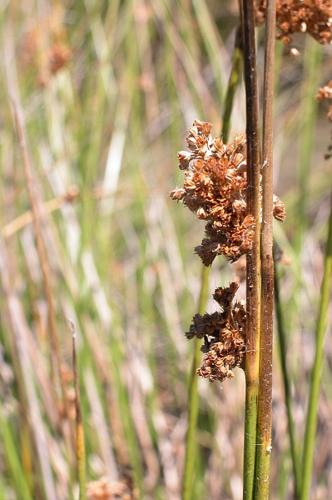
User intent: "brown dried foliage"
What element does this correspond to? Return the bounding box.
[170,120,285,266]
[87,477,138,500]
[317,80,332,158]
[171,121,285,383]
[255,0,332,45]
[317,80,332,121]
[21,6,71,86]
[187,283,246,383]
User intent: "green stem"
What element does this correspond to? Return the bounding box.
[295,40,322,255]
[182,28,243,500]
[182,265,210,500]
[222,27,242,141]
[255,0,276,497]
[300,196,332,500]
[274,259,301,498]
[241,1,261,497]
[0,408,32,500]
[288,39,322,358]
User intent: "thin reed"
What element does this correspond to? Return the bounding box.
[255,0,276,497]
[241,1,261,496]
[301,198,332,499]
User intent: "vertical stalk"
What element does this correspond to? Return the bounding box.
[241,1,261,498]
[72,325,87,500]
[182,30,243,500]
[300,196,332,500]
[294,40,322,254]
[255,0,276,498]
[274,260,300,498]
[182,265,210,500]
[221,26,242,141]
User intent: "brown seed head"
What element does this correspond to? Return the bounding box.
[255,0,332,45]
[87,477,137,499]
[317,80,332,121]
[171,121,285,265]
[273,195,286,222]
[187,283,246,383]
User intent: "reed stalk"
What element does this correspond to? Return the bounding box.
[71,325,87,500]
[241,1,261,497]
[274,259,301,498]
[295,39,322,255]
[300,196,332,500]
[181,29,243,500]
[182,265,210,500]
[254,1,276,497]
[221,26,242,142]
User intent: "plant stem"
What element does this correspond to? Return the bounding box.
[182,265,210,500]
[294,40,322,255]
[182,29,243,500]
[300,196,332,500]
[274,258,301,498]
[71,325,87,500]
[222,26,242,141]
[241,1,261,498]
[255,1,276,498]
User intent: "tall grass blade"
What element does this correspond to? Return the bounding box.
[182,265,210,500]
[0,408,32,500]
[300,196,332,499]
[274,259,301,498]
[295,39,322,254]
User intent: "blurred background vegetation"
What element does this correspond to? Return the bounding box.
[0,1,331,498]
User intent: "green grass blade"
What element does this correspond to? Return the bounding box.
[0,408,32,500]
[300,196,332,499]
[274,260,301,498]
[182,265,210,500]
[295,39,322,254]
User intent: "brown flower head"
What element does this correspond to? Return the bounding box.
[187,282,246,383]
[317,80,332,121]
[171,120,285,266]
[87,477,137,499]
[273,195,286,222]
[317,80,332,158]
[21,5,71,86]
[170,121,253,264]
[255,0,332,45]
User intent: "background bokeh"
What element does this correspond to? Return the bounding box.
[0,1,331,498]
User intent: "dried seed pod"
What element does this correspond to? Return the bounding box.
[273,195,286,222]
[171,121,285,266]
[187,283,246,383]
[317,80,332,121]
[255,0,332,45]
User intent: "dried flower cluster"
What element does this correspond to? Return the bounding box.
[170,120,285,266]
[317,80,332,158]
[317,80,332,121]
[255,0,332,45]
[87,477,137,500]
[170,121,252,265]
[21,6,71,86]
[186,282,246,382]
[171,121,285,383]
